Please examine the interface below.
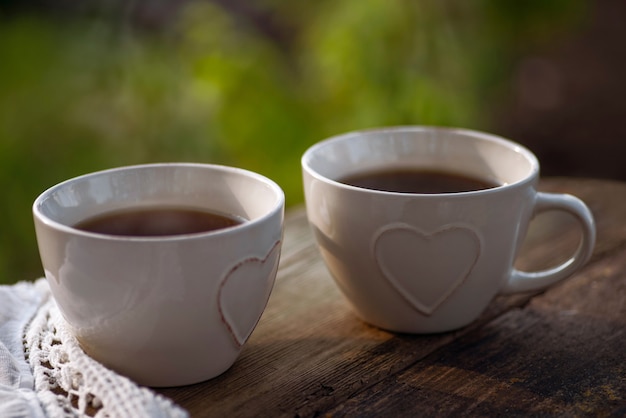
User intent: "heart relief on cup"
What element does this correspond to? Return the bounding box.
[302,126,595,334]
[33,163,284,387]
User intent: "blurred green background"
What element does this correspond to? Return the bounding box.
[0,0,589,284]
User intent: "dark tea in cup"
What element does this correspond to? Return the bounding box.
[302,126,596,333]
[339,168,500,194]
[74,206,245,237]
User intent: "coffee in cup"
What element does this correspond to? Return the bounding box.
[33,163,284,386]
[302,126,595,333]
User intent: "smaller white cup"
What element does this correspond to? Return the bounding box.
[33,163,284,386]
[302,127,596,333]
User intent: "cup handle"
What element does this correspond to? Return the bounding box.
[500,192,596,294]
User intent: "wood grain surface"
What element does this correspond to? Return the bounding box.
[156,178,626,417]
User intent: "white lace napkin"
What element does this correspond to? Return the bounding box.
[0,279,188,418]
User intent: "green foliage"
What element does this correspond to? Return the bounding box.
[0,0,586,283]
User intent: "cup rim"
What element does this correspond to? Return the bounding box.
[301,125,540,197]
[33,162,285,242]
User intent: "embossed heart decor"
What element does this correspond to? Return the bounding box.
[218,241,281,347]
[373,223,482,316]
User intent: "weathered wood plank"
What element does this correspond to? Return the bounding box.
[156,178,626,417]
[325,245,626,417]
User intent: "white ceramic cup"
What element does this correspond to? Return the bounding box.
[33,163,284,386]
[302,127,596,333]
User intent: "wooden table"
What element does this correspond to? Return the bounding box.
[157,178,626,417]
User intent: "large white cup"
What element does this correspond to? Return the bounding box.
[302,127,596,333]
[33,163,284,386]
